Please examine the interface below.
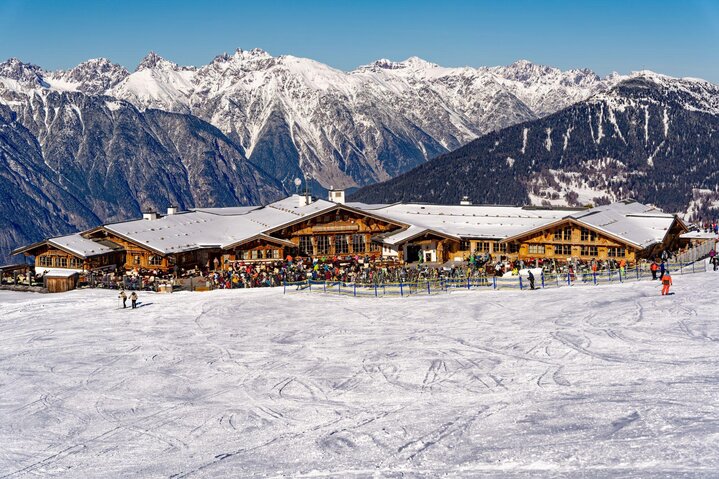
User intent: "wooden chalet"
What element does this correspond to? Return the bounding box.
[10,194,688,284]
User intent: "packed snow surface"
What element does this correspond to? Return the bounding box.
[1,271,719,477]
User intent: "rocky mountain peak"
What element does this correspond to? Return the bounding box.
[0,58,48,88]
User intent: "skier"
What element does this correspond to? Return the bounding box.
[130,291,138,309]
[527,270,535,290]
[650,261,659,280]
[118,290,127,309]
[661,271,672,296]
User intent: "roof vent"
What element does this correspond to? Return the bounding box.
[460,196,472,206]
[328,187,346,205]
[167,206,179,215]
[143,211,158,221]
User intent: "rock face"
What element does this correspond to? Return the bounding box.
[0,87,283,263]
[351,73,719,220]
[108,52,616,190]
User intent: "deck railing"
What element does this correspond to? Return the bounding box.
[284,261,708,297]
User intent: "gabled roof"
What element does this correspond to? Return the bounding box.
[501,200,680,248]
[11,234,116,259]
[351,203,568,244]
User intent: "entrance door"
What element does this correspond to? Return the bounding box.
[406,244,422,263]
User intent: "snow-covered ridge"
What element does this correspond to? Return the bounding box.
[2,50,717,192]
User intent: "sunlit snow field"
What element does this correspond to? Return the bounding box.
[1,269,718,478]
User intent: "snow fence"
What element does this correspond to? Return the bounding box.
[284,261,708,298]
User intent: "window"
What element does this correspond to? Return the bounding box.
[554,226,572,241]
[509,243,520,254]
[335,235,349,254]
[56,256,68,268]
[352,234,366,253]
[580,228,597,242]
[133,255,141,265]
[272,249,280,259]
[554,244,572,256]
[607,247,626,257]
[149,255,163,266]
[528,244,545,254]
[251,250,259,259]
[39,256,52,267]
[70,257,82,268]
[493,242,507,253]
[298,236,313,255]
[580,245,598,257]
[460,240,471,251]
[369,240,381,252]
[476,241,491,252]
[316,236,330,254]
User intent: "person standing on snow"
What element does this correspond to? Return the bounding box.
[661,271,672,296]
[650,260,659,280]
[528,270,535,290]
[119,290,127,309]
[130,291,138,309]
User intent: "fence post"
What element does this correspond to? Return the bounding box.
[619,270,623,283]
[493,276,497,290]
[467,277,470,290]
[308,280,312,292]
[636,266,640,281]
[324,281,327,293]
[541,272,545,289]
[338,282,341,294]
[374,283,378,297]
[427,281,431,294]
[400,281,404,297]
[519,275,523,290]
[692,262,695,274]
[353,283,356,297]
[283,280,286,294]
[593,272,597,285]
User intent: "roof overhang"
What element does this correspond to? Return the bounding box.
[102,226,168,256]
[262,203,410,236]
[222,234,296,250]
[500,217,645,249]
[383,228,461,246]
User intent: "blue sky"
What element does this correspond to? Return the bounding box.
[1,0,718,81]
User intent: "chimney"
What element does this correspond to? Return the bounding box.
[142,210,159,220]
[328,186,346,205]
[298,193,312,207]
[460,196,472,206]
[167,206,178,215]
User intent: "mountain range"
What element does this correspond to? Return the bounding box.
[1,49,717,263]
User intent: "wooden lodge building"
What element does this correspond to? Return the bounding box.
[12,192,688,276]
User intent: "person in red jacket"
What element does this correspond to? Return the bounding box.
[661,272,672,295]
[650,261,659,280]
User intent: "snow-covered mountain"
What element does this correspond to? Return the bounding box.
[352,72,719,220]
[1,51,621,192]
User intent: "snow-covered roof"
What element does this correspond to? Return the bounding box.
[567,200,677,248]
[48,234,116,258]
[37,268,83,278]
[102,196,339,254]
[352,203,570,244]
[191,206,262,216]
[680,231,717,240]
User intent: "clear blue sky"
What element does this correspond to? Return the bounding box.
[1,0,718,82]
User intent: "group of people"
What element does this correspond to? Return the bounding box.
[118,290,138,309]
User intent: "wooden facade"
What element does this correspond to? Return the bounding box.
[265,206,404,259]
[84,228,170,272]
[23,243,122,272]
[505,220,638,262]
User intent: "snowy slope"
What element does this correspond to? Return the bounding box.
[1,268,718,476]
